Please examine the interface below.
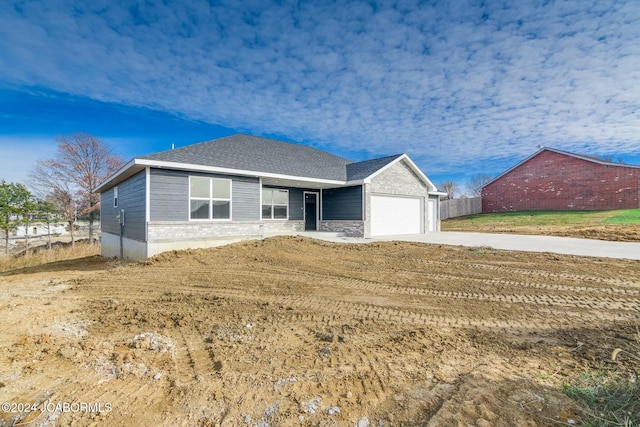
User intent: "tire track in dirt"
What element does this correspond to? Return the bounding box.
[85,263,639,336]
[196,288,573,331]
[125,277,635,333]
[391,269,640,296]
[213,261,640,299]
[199,268,640,313]
[172,331,198,386]
[414,258,640,287]
[171,326,220,387]
[101,380,167,420]
[479,277,640,296]
[462,261,640,287]
[323,275,640,312]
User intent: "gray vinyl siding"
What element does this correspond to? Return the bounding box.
[322,186,363,220]
[100,171,147,241]
[231,176,261,221]
[101,189,119,235]
[150,169,188,221]
[150,168,260,222]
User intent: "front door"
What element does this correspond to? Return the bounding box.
[304,192,318,231]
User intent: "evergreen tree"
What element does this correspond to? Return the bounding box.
[0,181,33,254]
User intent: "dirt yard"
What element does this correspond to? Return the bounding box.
[1,236,638,426]
[442,222,640,242]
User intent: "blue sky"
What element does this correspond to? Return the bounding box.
[1,0,639,192]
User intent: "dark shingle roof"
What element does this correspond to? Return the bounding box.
[346,154,404,181]
[140,134,352,181]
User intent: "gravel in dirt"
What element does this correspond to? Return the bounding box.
[1,236,638,426]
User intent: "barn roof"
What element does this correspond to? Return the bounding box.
[483,147,640,188]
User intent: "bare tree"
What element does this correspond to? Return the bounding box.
[30,133,125,244]
[36,198,58,250]
[30,167,78,247]
[438,181,458,200]
[467,174,493,197]
[50,189,77,247]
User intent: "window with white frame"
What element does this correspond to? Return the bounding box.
[114,186,118,208]
[262,188,288,219]
[190,177,232,220]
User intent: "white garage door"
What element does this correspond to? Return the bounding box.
[370,195,422,236]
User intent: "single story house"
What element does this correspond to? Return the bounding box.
[97,134,444,259]
[482,147,640,212]
[12,223,67,238]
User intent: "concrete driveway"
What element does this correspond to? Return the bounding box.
[294,231,640,261]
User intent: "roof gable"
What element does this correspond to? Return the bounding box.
[360,154,439,192]
[346,154,403,181]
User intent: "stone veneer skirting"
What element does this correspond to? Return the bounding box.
[104,220,367,260]
[319,220,364,237]
[148,221,262,241]
[262,220,306,234]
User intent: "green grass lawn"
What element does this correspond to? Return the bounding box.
[444,209,640,227]
[603,208,640,225]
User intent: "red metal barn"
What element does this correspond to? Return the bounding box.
[482,148,640,212]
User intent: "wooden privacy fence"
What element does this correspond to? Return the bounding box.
[440,197,482,220]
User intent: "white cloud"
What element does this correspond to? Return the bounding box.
[1,0,639,176]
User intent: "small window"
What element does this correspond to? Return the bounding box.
[262,188,289,219]
[190,177,232,220]
[114,186,118,208]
